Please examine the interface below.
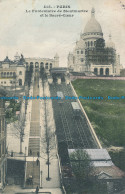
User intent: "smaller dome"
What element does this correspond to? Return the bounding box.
[75,38,85,49]
[106,34,115,49]
[15,52,20,57]
[14,52,20,61]
[3,56,11,63]
[55,53,59,58]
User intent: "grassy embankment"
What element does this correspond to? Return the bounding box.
[72,79,125,171]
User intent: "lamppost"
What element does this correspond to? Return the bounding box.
[40,170,42,188]
[20,131,23,154]
[25,147,27,160]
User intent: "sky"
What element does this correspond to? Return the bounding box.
[0,0,125,67]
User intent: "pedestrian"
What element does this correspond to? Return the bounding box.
[30,149,32,156]
[11,151,13,157]
[36,158,39,166]
[35,186,39,193]
[6,147,8,154]
[37,151,39,157]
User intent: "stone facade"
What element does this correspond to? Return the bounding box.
[25,53,59,73]
[0,55,25,87]
[68,8,121,76]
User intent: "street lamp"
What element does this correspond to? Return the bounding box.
[40,170,43,188]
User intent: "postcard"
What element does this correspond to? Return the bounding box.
[0,0,125,193]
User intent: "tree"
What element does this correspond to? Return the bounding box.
[13,113,25,153]
[43,99,56,181]
[69,149,93,182]
[40,81,56,181]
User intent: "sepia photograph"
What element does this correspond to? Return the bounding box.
[0,0,125,193]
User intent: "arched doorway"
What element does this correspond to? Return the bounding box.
[35,62,39,68]
[94,68,98,75]
[100,68,103,76]
[40,62,44,68]
[45,63,48,69]
[19,79,22,86]
[105,68,109,76]
[61,75,65,82]
[50,63,52,69]
[26,62,29,70]
[40,62,45,78]
[30,62,33,68]
[53,75,57,83]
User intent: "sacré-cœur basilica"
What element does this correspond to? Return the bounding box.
[68,8,121,76]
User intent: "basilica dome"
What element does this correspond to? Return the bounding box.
[84,8,102,34]
[82,8,103,42]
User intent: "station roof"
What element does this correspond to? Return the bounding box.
[50,67,68,74]
[68,149,125,179]
[68,149,113,167]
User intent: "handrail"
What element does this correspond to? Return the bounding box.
[55,135,66,194]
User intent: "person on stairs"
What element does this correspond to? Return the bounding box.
[35,186,39,193]
[36,158,39,166]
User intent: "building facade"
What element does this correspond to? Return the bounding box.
[0,89,7,190]
[0,55,25,87]
[68,8,121,76]
[25,53,59,73]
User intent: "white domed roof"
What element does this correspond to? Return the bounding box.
[106,34,115,49]
[84,8,102,34]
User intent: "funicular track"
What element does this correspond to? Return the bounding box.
[49,83,97,149]
[52,84,74,149]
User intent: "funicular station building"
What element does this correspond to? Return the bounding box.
[25,53,59,72]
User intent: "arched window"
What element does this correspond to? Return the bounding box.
[91,41,93,47]
[19,71,22,75]
[50,63,52,69]
[94,68,98,75]
[30,62,33,65]
[40,62,44,68]
[100,68,103,75]
[105,68,109,76]
[7,72,9,77]
[30,62,33,70]
[19,79,22,86]
[45,63,48,69]
[88,42,90,47]
[35,62,39,68]
[1,72,3,78]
